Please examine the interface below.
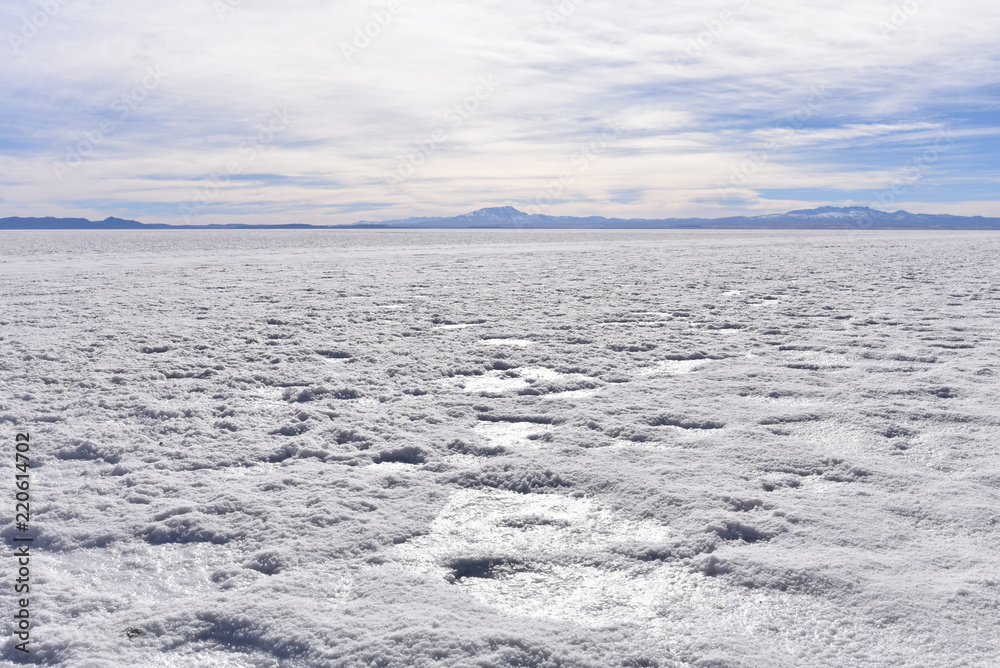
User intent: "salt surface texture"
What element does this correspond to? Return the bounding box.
[1,229,998,667]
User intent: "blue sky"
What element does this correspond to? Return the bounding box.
[1,0,998,225]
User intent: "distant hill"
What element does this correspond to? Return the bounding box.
[4,207,1000,230]
[349,206,1000,230]
[0,216,162,230]
[0,217,331,230]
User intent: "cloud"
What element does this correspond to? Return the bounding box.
[1,0,998,223]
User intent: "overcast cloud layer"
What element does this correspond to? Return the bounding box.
[1,0,999,225]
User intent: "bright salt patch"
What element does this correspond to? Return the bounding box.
[128,650,282,668]
[462,371,530,394]
[454,365,590,398]
[388,489,678,626]
[543,388,598,400]
[248,387,288,405]
[473,421,551,449]
[786,351,850,367]
[794,420,879,458]
[481,338,534,347]
[643,359,709,375]
[519,367,563,382]
[752,395,817,407]
[49,543,229,605]
[435,323,475,330]
[519,367,599,399]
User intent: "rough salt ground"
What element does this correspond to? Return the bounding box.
[1,229,998,667]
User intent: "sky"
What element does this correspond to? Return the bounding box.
[1,0,998,226]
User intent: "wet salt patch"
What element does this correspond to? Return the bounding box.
[435,323,476,330]
[481,338,534,347]
[659,424,722,437]
[608,440,682,452]
[783,351,852,370]
[642,359,709,376]
[520,367,564,382]
[542,388,598,400]
[248,387,290,404]
[131,649,287,668]
[790,351,848,361]
[388,489,680,626]
[519,367,600,399]
[793,420,877,457]
[464,367,595,397]
[462,371,530,394]
[459,562,684,626]
[50,543,228,604]
[750,395,818,407]
[372,461,423,472]
[473,421,552,449]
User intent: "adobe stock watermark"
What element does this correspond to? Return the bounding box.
[673,0,751,73]
[179,109,291,223]
[878,0,925,38]
[8,0,71,55]
[51,65,167,183]
[545,0,585,27]
[341,0,407,63]
[384,76,498,192]
[716,84,829,202]
[524,118,623,215]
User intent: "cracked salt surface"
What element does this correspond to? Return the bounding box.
[3,229,999,666]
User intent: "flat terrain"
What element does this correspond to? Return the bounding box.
[1,230,998,667]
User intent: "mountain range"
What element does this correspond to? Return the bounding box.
[3,207,1000,230]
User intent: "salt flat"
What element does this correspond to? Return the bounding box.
[1,229,998,667]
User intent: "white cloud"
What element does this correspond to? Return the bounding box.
[1,0,998,223]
